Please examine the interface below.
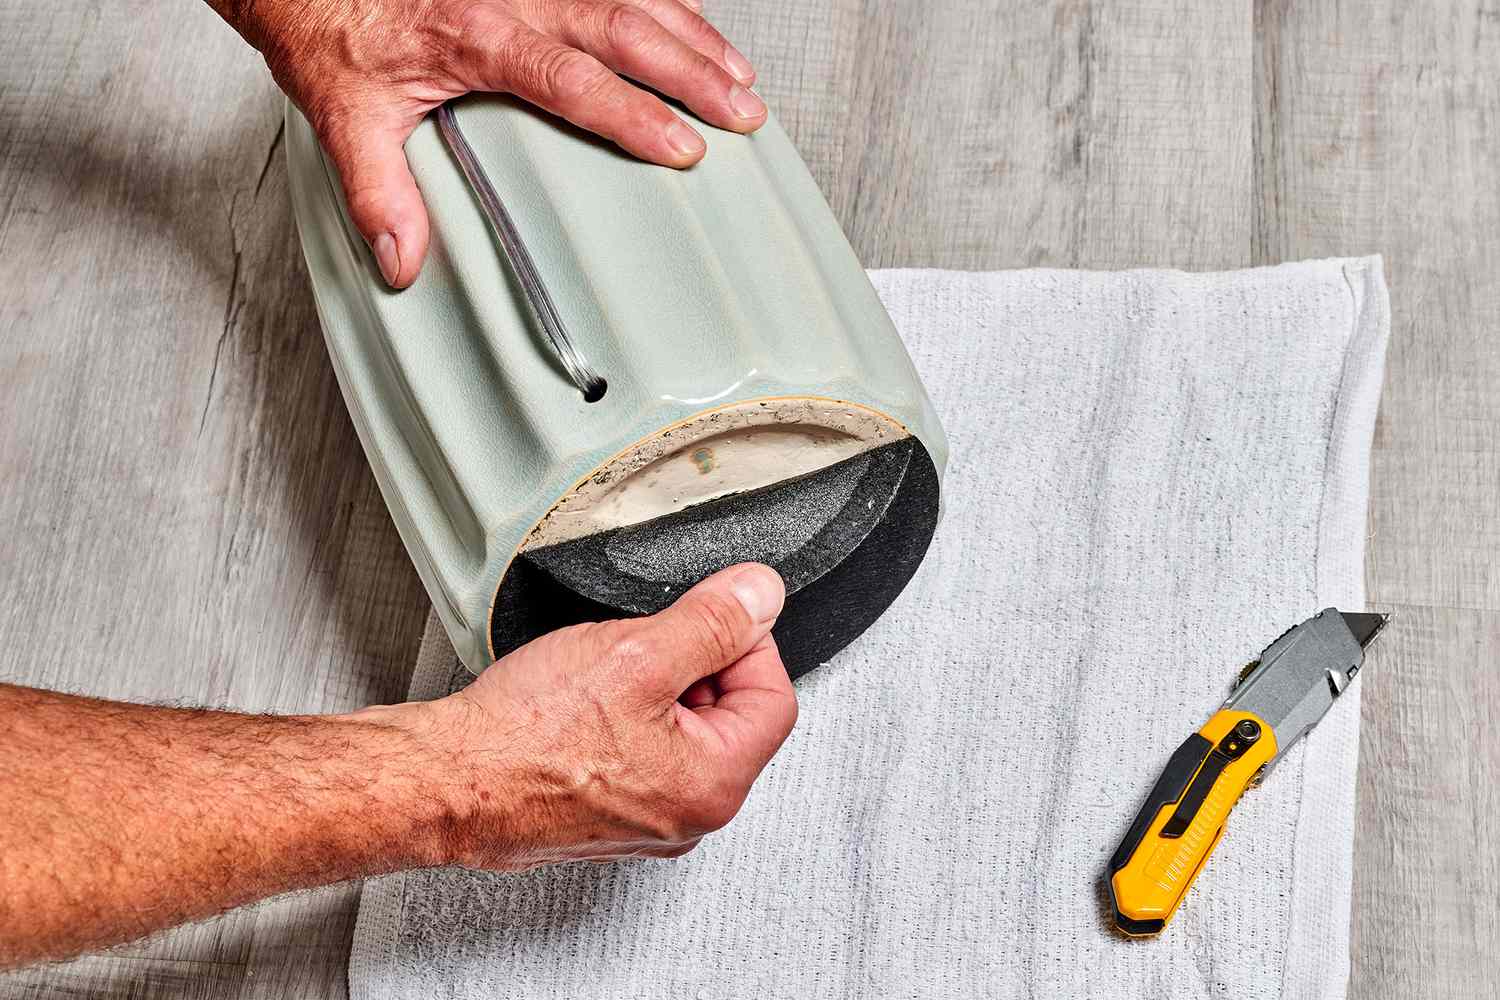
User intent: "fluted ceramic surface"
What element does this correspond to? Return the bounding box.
[286,96,946,672]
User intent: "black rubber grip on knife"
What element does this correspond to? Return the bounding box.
[1159,747,1235,838]
[1109,733,1213,874]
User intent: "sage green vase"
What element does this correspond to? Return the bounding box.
[286,96,946,677]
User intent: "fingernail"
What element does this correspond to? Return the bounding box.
[729,566,784,625]
[724,45,755,84]
[372,232,400,286]
[729,85,765,121]
[683,0,703,10]
[665,119,706,159]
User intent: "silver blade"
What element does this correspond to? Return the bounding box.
[1339,611,1390,649]
[1221,608,1384,761]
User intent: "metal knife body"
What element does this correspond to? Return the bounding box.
[1108,608,1388,936]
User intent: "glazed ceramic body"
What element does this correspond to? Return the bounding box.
[286,96,946,674]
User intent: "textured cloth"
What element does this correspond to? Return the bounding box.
[350,260,1390,1000]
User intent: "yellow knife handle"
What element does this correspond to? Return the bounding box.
[1108,709,1278,936]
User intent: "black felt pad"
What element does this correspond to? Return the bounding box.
[488,438,941,679]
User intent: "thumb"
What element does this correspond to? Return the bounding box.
[320,118,431,289]
[640,563,785,697]
[675,630,798,777]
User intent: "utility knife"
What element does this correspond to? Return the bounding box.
[1108,608,1389,937]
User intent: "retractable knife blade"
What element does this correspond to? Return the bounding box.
[1108,608,1389,937]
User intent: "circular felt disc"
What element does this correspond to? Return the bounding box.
[488,413,939,678]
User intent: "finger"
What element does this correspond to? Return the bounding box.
[651,837,702,858]
[678,675,717,709]
[677,632,797,773]
[637,563,784,695]
[318,117,431,288]
[674,0,703,13]
[615,0,755,85]
[541,1,765,133]
[458,15,707,166]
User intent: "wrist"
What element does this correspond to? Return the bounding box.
[205,0,330,75]
[335,695,532,872]
[326,701,476,872]
[204,0,272,47]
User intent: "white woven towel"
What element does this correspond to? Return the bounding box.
[350,260,1390,1000]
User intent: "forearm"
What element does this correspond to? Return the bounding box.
[0,683,455,968]
[0,566,793,969]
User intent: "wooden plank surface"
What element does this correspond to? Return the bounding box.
[0,2,425,997]
[1252,3,1500,994]
[0,0,1493,996]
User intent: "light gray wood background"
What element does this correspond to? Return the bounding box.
[1,0,1494,996]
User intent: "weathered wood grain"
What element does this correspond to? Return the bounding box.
[1253,2,1500,996]
[0,0,1494,996]
[719,0,1255,271]
[0,1,425,997]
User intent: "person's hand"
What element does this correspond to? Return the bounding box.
[404,563,797,869]
[0,563,793,966]
[213,0,766,288]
